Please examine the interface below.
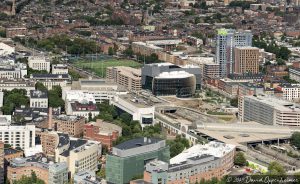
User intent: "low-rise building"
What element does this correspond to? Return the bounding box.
[68,78,127,103]
[110,94,155,127]
[64,90,97,117]
[74,171,101,184]
[30,90,48,108]
[276,84,300,101]
[5,27,27,38]
[143,142,235,184]
[51,115,85,137]
[69,101,99,119]
[7,154,68,184]
[49,162,69,184]
[0,65,27,79]
[28,56,51,73]
[52,64,68,74]
[4,148,23,165]
[84,119,122,149]
[0,79,35,95]
[30,74,70,90]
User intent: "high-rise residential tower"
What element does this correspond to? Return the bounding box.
[215,29,252,77]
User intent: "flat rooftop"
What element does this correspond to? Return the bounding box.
[114,137,162,150]
[170,141,235,164]
[30,90,47,98]
[155,71,194,79]
[117,93,155,108]
[109,66,141,80]
[245,95,300,112]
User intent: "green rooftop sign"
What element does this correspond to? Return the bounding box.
[218,29,228,36]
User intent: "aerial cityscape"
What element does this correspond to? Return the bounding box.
[1,0,300,183]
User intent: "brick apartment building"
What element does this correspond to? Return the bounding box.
[84,119,122,149]
[50,115,85,138]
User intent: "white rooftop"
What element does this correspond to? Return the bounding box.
[0,43,15,56]
[170,141,235,165]
[65,91,96,104]
[155,71,194,79]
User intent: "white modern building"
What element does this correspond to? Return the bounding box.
[52,64,68,74]
[30,90,48,108]
[28,56,51,72]
[65,78,127,103]
[0,124,35,150]
[110,94,155,128]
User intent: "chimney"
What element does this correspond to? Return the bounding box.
[48,107,53,129]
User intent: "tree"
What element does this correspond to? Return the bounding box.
[167,135,190,157]
[120,113,132,124]
[52,85,62,98]
[102,145,109,155]
[13,171,45,184]
[48,87,64,108]
[2,89,29,115]
[234,152,247,166]
[291,132,300,149]
[230,98,238,107]
[276,58,286,66]
[108,47,114,55]
[88,112,93,122]
[268,162,286,175]
[123,46,134,57]
[97,167,106,179]
[35,82,47,91]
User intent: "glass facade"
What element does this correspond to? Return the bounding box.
[106,146,170,184]
[152,76,196,98]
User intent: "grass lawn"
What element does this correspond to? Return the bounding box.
[73,59,142,77]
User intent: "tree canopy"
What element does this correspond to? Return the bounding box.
[13,171,45,184]
[291,132,300,149]
[234,152,247,166]
[167,135,190,157]
[2,89,29,115]
[268,162,286,175]
[48,86,64,108]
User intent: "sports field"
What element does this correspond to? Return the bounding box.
[73,59,142,77]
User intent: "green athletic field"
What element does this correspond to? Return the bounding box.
[73,59,142,77]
